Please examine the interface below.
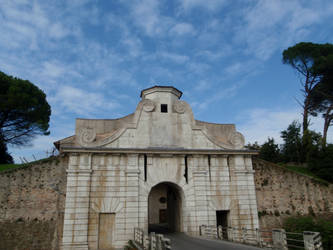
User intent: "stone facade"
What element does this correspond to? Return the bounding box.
[55,86,259,249]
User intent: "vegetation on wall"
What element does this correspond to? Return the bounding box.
[283,216,333,250]
[247,125,333,183]
[0,156,59,172]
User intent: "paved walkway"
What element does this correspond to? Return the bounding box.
[166,233,262,250]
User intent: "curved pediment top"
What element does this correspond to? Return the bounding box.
[57,86,245,150]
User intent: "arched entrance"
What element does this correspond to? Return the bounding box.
[148,182,183,233]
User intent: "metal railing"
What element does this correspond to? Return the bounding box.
[134,227,171,250]
[199,225,323,250]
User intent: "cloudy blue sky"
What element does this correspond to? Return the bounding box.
[1,0,333,162]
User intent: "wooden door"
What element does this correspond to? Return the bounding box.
[98,213,115,250]
[159,209,167,223]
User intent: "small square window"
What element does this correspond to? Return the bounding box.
[161,104,168,113]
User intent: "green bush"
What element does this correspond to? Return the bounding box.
[283,216,333,250]
[308,144,333,183]
[259,137,282,163]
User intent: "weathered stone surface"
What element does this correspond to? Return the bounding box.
[0,216,63,250]
[253,158,333,229]
[0,157,67,250]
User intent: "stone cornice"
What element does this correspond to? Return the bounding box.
[60,146,258,155]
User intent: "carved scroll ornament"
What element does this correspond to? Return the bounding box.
[142,99,155,112]
[78,127,96,146]
[173,100,186,114]
[229,132,245,149]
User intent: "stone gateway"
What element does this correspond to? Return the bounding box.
[55,86,259,250]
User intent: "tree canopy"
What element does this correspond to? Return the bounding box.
[283,42,333,147]
[282,42,324,134]
[280,121,302,163]
[0,71,51,161]
[310,51,333,146]
[259,137,281,163]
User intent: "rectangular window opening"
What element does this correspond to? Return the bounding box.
[161,104,168,113]
[144,154,147,182]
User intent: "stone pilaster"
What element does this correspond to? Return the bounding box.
[123,154,140,245]
[230,155,259,230]
[192,155,209,235]
[61,154,92,250]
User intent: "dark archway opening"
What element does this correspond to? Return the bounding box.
[148,182,182,234]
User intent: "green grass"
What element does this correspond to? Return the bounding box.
[283,164,330,185]
[0,163,26,172]
[0,156,59,172]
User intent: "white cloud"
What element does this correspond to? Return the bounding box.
[42,61,66,78]
[179,0,227,12]
[238,108,300,144]
[158,51,189,64]
[128,0,199,38]
[196,83,241,110]
[233,0,333,60]
[122,36,143,58]
[238,108,332,145]
[187,62,210,75]
[0,0,77,53]
[224,59,261,78]
[195,49,229,62]
[225,62,242,75]
[194,80,211,91]
[48,23,69,39]
[129,0,168,36]
[169,23,196,36]
[50,86,119,116]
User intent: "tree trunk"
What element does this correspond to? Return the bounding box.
[322,104,333,147]
[303,97,310,136]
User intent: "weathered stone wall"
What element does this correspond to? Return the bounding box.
[1,155,332,249]
[253,158,333,229]
[0,156,67,250]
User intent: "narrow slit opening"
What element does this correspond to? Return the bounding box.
[144,154,147,182]
[208,155,211,182]
[227,156,231,181]
[184,156,188,184]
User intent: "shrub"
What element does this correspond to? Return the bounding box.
[283,216,333,249]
